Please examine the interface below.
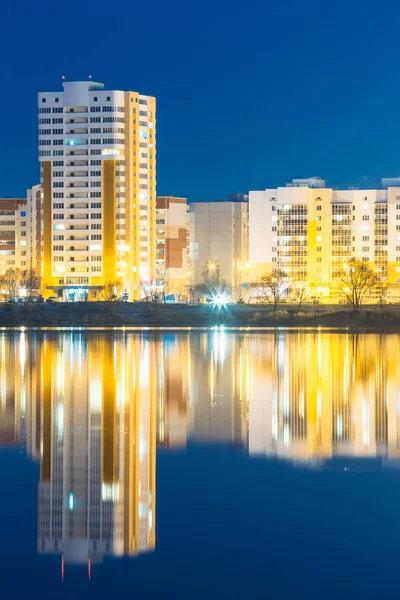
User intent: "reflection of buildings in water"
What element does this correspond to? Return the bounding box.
[37,335,156,567]
[4,331,400,571]
[248,334,400,462]
[189,332,249,447]
[156,334,190,448]
[0,332,41,454]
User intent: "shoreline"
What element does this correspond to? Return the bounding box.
[1,302,400,332]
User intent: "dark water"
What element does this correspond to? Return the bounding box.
[1,330,400,598]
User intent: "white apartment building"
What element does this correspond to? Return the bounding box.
[189,200,249,289]
[38,79,156,301]
[249,177,400,298]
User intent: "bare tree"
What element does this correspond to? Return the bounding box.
[20,269,41,300]
[0,268,21,302]
[202,260,221,289]
[293,280,312,311]
[252,270,290,312]
[337,258,379,312]
[101,279,122,302]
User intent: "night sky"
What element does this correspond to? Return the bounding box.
[2,0,400,200]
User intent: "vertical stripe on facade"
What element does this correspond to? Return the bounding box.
[43,161,52,288]
[102,344,116,483]
[102,160,117,283]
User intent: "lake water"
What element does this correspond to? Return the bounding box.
[1,330,400,598]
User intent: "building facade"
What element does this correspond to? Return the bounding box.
[38,80,156,301]
[155,196,188,296]
[27,184,42,275]
[0,197,31,277]
[189,199,249,290]
[249,177,400,299]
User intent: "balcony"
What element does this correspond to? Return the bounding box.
[67,215,89,220]
[65,117,88,124]
[65,139,88,147]
[66,149,88,156]
[68,247,89,252]
[65,129,89,135]
[66,160,88,167]
[65,107,88,114]
[67,257,89,263]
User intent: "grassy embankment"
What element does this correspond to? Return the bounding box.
[1,302,400,330]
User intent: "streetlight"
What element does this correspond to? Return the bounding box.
[207,261,221,288]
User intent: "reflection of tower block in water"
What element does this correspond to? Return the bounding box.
[36,335,156,572]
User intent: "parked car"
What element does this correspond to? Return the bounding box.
[46,297,57,304]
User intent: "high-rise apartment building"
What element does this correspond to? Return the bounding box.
[155,196,189,295]
[38,80,156,301]
[249,176,400,299]
[189,199,249,289]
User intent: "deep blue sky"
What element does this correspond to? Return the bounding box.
[2,0,400,200]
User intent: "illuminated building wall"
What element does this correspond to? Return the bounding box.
[26,184,42,276]
[189,200,249,289]
[249,177,400,298]
[0,197,35,278]
[156,196,189,295]
[38,80,156,300]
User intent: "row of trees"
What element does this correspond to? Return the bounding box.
[0,259,383,311]
[0,268,41,302]
[251,258,382,312]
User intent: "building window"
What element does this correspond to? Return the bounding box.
[316,206,322,211]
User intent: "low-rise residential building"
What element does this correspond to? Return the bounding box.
[189,198,249,290]
[0,197,30,276]
[156,196,189,296]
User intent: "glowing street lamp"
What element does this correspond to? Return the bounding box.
[212,293,228,307]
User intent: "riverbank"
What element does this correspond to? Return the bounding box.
[1,302,400,330]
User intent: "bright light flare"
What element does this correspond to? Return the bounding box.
[212,294,228,307]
